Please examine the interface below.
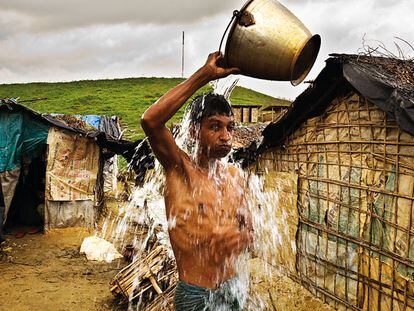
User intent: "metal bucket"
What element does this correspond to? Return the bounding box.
[224,0,321,85]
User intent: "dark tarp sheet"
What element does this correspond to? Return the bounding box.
[99,116,121,139]
[96,136,154,182]
[256,54,414,154]
[343,62,414,136]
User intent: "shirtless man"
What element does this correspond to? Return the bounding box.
[141,52,253,310]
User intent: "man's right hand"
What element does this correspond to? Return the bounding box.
[141,51,240,170]
[200,52,241,82]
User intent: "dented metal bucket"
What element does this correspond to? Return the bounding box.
[224,0,321,85]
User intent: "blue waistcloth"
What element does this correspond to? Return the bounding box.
[174,278,243,311]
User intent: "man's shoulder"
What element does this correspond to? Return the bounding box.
[164,149,198,183]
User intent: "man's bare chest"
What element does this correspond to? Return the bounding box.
[165,168,243,223]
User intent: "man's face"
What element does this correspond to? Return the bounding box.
[198,114,235,159]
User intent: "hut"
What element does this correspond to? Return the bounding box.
[0,99,151,231]
[49,113,122,197]
[258,99,291,122]
[232,104,261,123]
[232,99,291,124]
[246,54,414,310]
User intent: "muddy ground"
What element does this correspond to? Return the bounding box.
[0,227,333,311]
[0,228,126,311]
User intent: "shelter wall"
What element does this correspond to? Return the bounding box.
[253,92,414,310]
[45,127,101,229]
[259,107,288,122]
[233,106,259,123]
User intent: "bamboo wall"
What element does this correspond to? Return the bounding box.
[233,106,259,123]
[254,92,414,310]
[259,107,288,122]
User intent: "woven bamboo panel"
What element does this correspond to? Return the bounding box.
[253,92,414,310]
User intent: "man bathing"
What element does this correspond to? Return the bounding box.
[141,52,253,310]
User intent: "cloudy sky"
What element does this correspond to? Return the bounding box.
[1,0,413,100]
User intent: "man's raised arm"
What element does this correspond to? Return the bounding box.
[141,52,239,170]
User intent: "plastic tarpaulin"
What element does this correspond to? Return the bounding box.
[0,111,49,172]
[98,116,120,195]
[103,156,118,195]
[45,200,95,229]
[99,116,121,139]
[0,168,20,223]
[76,115,101,129]
[49,114,101,130]
[45,127,100,201]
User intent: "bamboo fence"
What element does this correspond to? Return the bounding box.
[254,91,414,310]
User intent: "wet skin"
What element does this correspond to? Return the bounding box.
[141,52,252,289]
[165,115,252,289]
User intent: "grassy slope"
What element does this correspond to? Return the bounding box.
[0,77,289,140]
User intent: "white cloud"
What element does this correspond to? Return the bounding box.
[0,0,413,100]
[0,0,241,31]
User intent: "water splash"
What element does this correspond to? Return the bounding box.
[98,78,294,310]
[210,76,239,100]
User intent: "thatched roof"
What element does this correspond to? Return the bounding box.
[337,53,414,95]
[259,54,414,152]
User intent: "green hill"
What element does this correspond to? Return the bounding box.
[0,77,289,139]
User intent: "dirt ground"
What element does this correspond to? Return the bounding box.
[0,227,333,311]
[0,228,126,311]
[248,258,333,311]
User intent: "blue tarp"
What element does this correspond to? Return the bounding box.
[49,114,102,129]
[0,111,49,172]
[75,115,101,129]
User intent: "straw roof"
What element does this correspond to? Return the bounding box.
[259,54,414,152]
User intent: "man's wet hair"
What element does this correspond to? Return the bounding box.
[189,93,233,125]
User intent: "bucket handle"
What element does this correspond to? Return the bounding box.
[218,10,240,54]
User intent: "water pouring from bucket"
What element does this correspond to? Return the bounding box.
[104,4,320,306]
[221,0,321,85]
